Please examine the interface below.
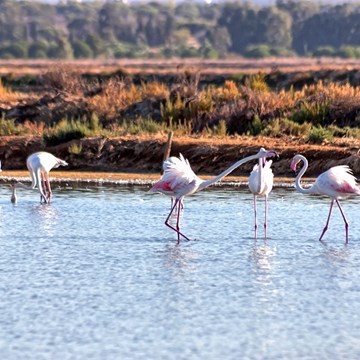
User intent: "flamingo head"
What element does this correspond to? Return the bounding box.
[290,155,303,172]
[9,185,17,204]
[255,148,278,167]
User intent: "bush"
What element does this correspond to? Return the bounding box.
[248,115,263,135]
[312,46,336,57]
[72,41,94,59]
[336,46,360,59]
[28,41,49,59]
[262,118,311,137]
[292,100,330,126]
[0,117,19,135]
[0,43,28,58]
[244,44,271,58]
[43,118,95,146]
[68,142,82,155]
[306,126,334,144]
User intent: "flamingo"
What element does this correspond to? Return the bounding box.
[149,147,278,244]
[291,154,360,244]
[248,153,277,239]
[11,151,68,204]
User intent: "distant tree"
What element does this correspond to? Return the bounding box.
[48,37,73,59]
[218,3,259,54]
[256,7,292,48]
[28,40,49,58]
[295,4,360,54]
[277,0,319,54]
[86,34,106,57]
[72,40,93,59]
[175,1,200,20]
[312,46,336,57]
[0,42,27,58]
[337,45,360,58]
[207,26,232,54]
[244,44,272,58]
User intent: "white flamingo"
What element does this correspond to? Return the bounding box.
[11,151,68,204]
[291,154,360,244]
[248,154,277,239]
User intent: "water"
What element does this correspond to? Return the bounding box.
[0,183,360,360]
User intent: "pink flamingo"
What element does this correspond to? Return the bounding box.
[150,147,278,244]
[11,151,68,204]
[291,154,360,244]
[248,153,277,239]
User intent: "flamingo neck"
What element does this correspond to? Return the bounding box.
[13,182,34,190]
[295,155,316,194]
[256,157,265,193]
[199,153,264,190]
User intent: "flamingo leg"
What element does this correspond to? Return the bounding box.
[253,195,257,238]
[41,174,48,203]
[165,198,190,243]
[264,195,268,239]
[44,173,52,203]
[335,199,349,244]
[37,171,48,204]
[319,200,334,242]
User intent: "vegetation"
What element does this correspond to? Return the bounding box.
[0,0,360,59]
[0,65,359,146]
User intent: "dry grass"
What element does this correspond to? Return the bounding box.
[1,59,360,144]
[1,58,360,76]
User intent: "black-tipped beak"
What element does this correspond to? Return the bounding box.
[268,151,279,161]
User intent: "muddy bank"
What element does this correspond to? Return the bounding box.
[0,135,359,178]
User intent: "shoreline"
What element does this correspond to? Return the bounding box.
[0,170,309,188]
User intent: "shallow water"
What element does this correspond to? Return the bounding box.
[0,184,360,360]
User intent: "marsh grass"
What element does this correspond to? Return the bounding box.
[3,66,360,144]
[68,142,82,155]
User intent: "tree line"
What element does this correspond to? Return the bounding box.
[0,0,360,59]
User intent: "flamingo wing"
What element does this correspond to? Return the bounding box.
[317,165,360,196]
[150,153,201,195]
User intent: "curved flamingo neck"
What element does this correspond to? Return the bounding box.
[198,153,264,190]
[13,182,34,190]
[294,155,316,194]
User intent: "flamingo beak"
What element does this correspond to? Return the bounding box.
[266,150,279,161]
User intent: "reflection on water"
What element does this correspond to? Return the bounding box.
[250,242,276,272]
[30,204,59,237]
[161,244,198,274]
[0,185,359,359]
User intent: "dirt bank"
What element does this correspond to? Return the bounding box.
[0,134,359,178]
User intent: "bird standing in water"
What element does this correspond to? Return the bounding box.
[11,151,68,204]
[248,154,277,239]
[150,148,278,244]
[291,154,360,244]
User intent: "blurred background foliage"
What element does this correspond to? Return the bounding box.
[0,0,359,60]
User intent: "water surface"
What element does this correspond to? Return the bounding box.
[0,184,359,360]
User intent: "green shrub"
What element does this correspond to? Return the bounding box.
[208,119,227,136]
[262,118,311,137]
[306,126,334,144]
[292,101,330,126]
[68,142,82,155]
[328,125,360,139]
[336,46,360,59]
[244,44,271,58]
[43,118,93,146]
[72,41,94,59]
[312,46,336,57]
[0,117,19,135]
[248,115,263,136]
